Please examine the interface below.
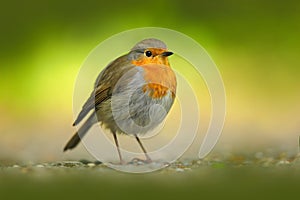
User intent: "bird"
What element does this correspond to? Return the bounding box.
[63,38,177,164]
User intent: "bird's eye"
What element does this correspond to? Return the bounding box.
[145,51,152,57]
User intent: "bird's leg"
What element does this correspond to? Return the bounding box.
[135,135,152,163]
[112,132,124,165]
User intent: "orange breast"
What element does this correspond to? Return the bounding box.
[139,64,176,99]
[143,83,169,98]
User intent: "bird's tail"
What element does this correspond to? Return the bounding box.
[63,112,97,151]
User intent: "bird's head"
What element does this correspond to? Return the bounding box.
[129,38,173,66]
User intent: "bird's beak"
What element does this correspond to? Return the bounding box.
[161,51,173,57]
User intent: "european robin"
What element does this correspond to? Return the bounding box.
[64,38,176,163]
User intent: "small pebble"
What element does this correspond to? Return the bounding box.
[137,161,144,165]
[94,161,102,165]
[79,159,90,165]
[51,161,84,168]
[196,160,202,165]
[175,168,184,172]
[276,160,290,165]
[87,163,96,167]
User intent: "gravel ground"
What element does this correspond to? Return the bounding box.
[1,152,300,200]
[2,151,300,171]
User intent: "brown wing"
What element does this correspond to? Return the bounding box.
[72,54,134,126]
[72,86,111,126]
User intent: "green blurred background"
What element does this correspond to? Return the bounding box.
[1,0,300,160]
[1,0,300,198]
[1,0,300,162]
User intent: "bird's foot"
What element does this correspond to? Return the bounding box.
[128,157,152,165]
